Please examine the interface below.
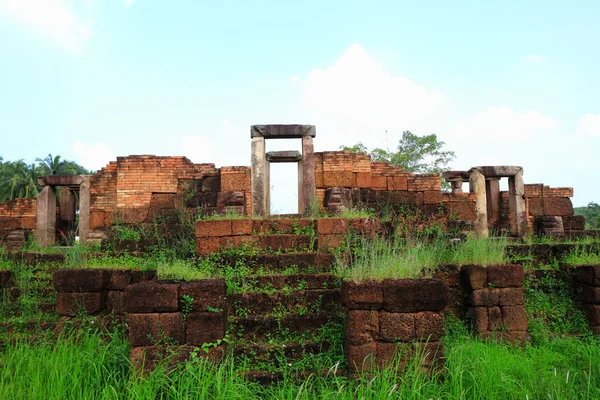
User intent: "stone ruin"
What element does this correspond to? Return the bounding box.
[0,124,587,248]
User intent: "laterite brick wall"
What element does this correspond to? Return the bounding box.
[342,279,448,374]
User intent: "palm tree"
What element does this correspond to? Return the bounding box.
[35,153,90,176]
[0,160,31,202]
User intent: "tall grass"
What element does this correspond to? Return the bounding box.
[563,248,600,266]
[338,235,508,282]
[2,328,600,399]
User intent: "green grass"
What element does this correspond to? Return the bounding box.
[2,325,600,399]
[563,248,600,266]
[338,235,509,282]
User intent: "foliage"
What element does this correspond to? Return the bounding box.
[563,248,600,266]
[0,153,90,202]
[575,202,600,230]
[341,130,456,175]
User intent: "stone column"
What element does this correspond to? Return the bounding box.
[59,188,76,222]
[36,186,57,246]
[469,168,488,238]
[449,179,463,194]
[251,136,267,216]
[508,169,526,237]
[265,160,271,215]
[79,176,91,244]
[485,177,501,229]
[300,136,316,214]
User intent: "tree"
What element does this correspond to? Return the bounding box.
[0,154,90,202]
[35,153,90,176]
[341,131,456,174]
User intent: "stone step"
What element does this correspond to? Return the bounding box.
[230,273,339,292]
[256,234,315,252]
[232,340,331,361]
[230,312,342,339]
[222,252,336,272]
[228,289,341,316]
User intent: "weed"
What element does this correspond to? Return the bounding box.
[180,294,194,320]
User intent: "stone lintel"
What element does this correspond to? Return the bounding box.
[266,151,302,163]
[470,166,523,178]
[251,124,316,139]
[442,171,470,181]
[38,175,86,187]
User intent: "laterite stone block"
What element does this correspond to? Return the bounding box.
[342,281,384,310]
[124,282,179,313]
[53,269,106,292]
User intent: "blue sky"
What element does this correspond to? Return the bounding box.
[1,0,599,211]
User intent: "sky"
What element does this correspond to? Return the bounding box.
[1,0,599,212]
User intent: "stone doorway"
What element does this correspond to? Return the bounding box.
[36,175,91,246]
[250,125,316,216]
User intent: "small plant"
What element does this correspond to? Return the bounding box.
[180,294,194,320]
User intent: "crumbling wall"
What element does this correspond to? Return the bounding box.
[88,156,251,235]
[315,151,477,223]
[0,198,37,249]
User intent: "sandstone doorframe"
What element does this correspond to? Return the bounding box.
[250,125,316,216]
[36,175,91,246]
[468,166,526,238]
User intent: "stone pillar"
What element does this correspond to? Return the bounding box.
[79,176,91,244]
[469,168,488,238]
[59,188,76,222]
[300,136,316,214]
[36,186,57,246]
[265,160,271,215]
[508,169,526,237]
[251,137,267,216]
[485,178,501,229]
[449,179,463,194]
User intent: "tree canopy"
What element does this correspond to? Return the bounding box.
[341,131,456,175]
[0,154,90,202]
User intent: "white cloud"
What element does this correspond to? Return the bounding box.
[523,54,543,64]
[297,44,449,151]
[451,106,559,142]
[289,76,298,87]
[575,113,600,137]
[73,140,116,171]
[180,136,220,166]
[0,0,93,52]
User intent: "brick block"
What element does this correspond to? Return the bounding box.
[316,218,349,235]
[323,171,355,187]
[370,175,387,189]
[468,289,498,307]
[486,265,524,288]
[185,311,226,345]
[56,292,105,316]
[460,265,487,290]
[179,279,226,312]
[105,269,132,290]
[379,311,415,342]
[231,219,253,235]
[423,191,442,205]
[221,173,250,192]
[383,279,448,313]
[106,291,125,314]
[53,269,106,292]
[497,288,525,305]
[562,215,586,231]
[20,216,36,229]
[542,198,574,216]
[195,220,232,237]
[342,280,384,309]
[355,172,371,188]
[487,306,503,331]
[124,282,179,313]
[501,305,528,331]
[470,307,488,332]
[346,309,378,346]
[347,342,377,373]
[527,198,543,216]
[196,237,221,256]
[318,234,345,250]
[387,176,408,191]
[129,313,183,346]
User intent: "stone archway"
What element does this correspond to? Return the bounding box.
[250,125,316,216]
[36,175,91,246]
[468,166,526,238]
